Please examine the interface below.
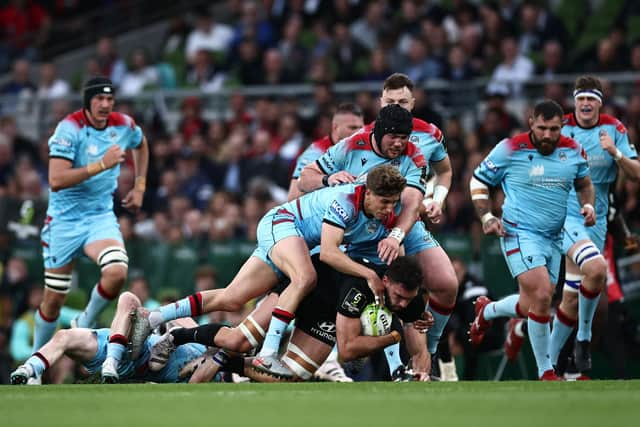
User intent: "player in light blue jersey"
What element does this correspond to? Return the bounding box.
[288,102,364,200]
[468,100,595,380]
[130,164,407,378]
[544,76,640,373]
[33,77,149,360]
[11,292,208,385]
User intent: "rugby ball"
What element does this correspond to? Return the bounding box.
[360,303,393,336]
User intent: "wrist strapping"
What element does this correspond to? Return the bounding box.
[389,227,405,243]
[87,160,106,176]
[613,148,623,162]
[481,212,495,225]
[432,185,449,206]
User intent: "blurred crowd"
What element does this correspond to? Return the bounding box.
[1,0,640,380]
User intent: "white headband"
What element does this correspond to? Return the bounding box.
[573,89,603,104]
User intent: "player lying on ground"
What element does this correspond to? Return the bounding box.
[147,255,432,382]
[130,162,408,378]
[11,292,210,384]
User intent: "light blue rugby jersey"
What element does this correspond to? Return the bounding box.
[562,113,638,221]
[473,132,589,237]
[291,135,333,179]
[275,183,399,249]
[47,110,143,220]
[315,127,427,195]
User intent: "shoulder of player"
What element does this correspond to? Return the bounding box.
[599,114,627,134]
[562,113,577,128]
[311,135,332,152]
[411,118,444,143]
[557,135,581,150]
[339,129,372,151]
[60,110,86,130]
[404,141,427,166]
[505,132,534,151]
[108,112,137,129]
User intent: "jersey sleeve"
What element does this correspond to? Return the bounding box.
[48,120,78,161]
[292,145,321,179]
[613,121,638,159]
[404,160,428,194]
[128,120,144,150]
[316,141,347,175]
[323,192,357,229]
[336,278,372,318]
[473,140,510,186]
[429,140,447,163]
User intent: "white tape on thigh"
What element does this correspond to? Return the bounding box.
[239,316,265,348]
[281,342,320,380]
[44,272,72,294]
[97,246,129,271]
[563,272,584,293]
[571,242,603,270]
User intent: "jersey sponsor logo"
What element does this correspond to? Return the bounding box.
[391,159,400,167]
[88,144,98,156]
[361,158,368,166]
[341,288,365,314]
[52,138,71,147]
[366,221,379,234]
[483,159,498,172]
[529,165,544,176]
[110,131,117,140]
[330,200,350,222]
[410,135,419,143]
[318,321,336,333]
[356,140,366,146]
[559,152,567,161]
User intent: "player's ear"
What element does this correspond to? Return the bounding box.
[528,116,534,128]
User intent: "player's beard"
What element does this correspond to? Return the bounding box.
[531,133,558,156]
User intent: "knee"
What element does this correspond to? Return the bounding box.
[52,328,70,346]
[533,287,554,307]
[225,330,254,353]
[101,266,127,286]
[117,292,140,311]
[292,270,317,294]
[583,258,607,287]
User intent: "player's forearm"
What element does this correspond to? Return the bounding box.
[431,158,452,191]
[298,164,326,192]
[287,179,304,201]
[469,176,492,219]
[404,325,429,372]
[396,187,422,233]
[574,177,595,208]
[132,136,149,182]
[49,165,97,191]
[338,333,400,361]
[616,157,640,182]
[319,245,376,280]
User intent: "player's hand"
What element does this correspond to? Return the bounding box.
[422,199,442,224]
[327,171,356,186]
[102,145,126,169]
[366,274,385,306]
[122,188,144,213]
[415,371,431,381]
[599,129,615,153]
[482,217,505,236]
[581,204,596,227]
[378,236,400,265]
[413,310,435,333]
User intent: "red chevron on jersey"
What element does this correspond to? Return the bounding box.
[412,118,444,143]
[507,133,534,151]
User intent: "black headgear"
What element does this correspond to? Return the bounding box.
[373,104,413,144]
[83,76,114,110]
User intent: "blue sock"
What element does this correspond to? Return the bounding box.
[77,283,112,328]
[483,294,519,321]
[527,315,554,377]
[259,307,294,357]
[384,343,403,375]
[426,302,453,354]
[33,309,58,352]
[549,309,575,366]
[158,293,202,325]
[577,286,601,342]
[26,353,48,377]
[107,334,128,362]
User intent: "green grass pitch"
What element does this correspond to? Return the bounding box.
[1,381,639,427]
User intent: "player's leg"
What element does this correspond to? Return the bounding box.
[101,292,142,382]
[79,234,128,328]
[549,257,580,367]
[405,223,457,355]
[517,266,557,379]
[281,328,333,381]
[34,264,74,353]
[12,328,98,384]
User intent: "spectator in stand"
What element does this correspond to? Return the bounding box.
[94,36,127,87]
[588,38,626,73]
[36,62,70,100]
[489,35,534,97]
[225,91,253,131]
[535,40,568,78]
[231,0,275,50]
[0,115,38,166]
[0,0,51,70]
[231,37,263,86]
[517,1,567,55]
[274,112,306,164]
[276,14,308,82]
[261,48,295,85]
[119,48,159,96]
[0,135,14,195]
[127,275,160,310]
[178,97,207,141]
[186,49,226,93]
[543,82,571,113]
[175,148,214,211]
[402,37,444,84]
[363,47,393,82]
[330,21,368,82]
[0,58,36,97]
[242,128,289,192]
[185,6,233,66]
[349,0,387,52]
[444,44,475,82]
[482,84,520,135]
